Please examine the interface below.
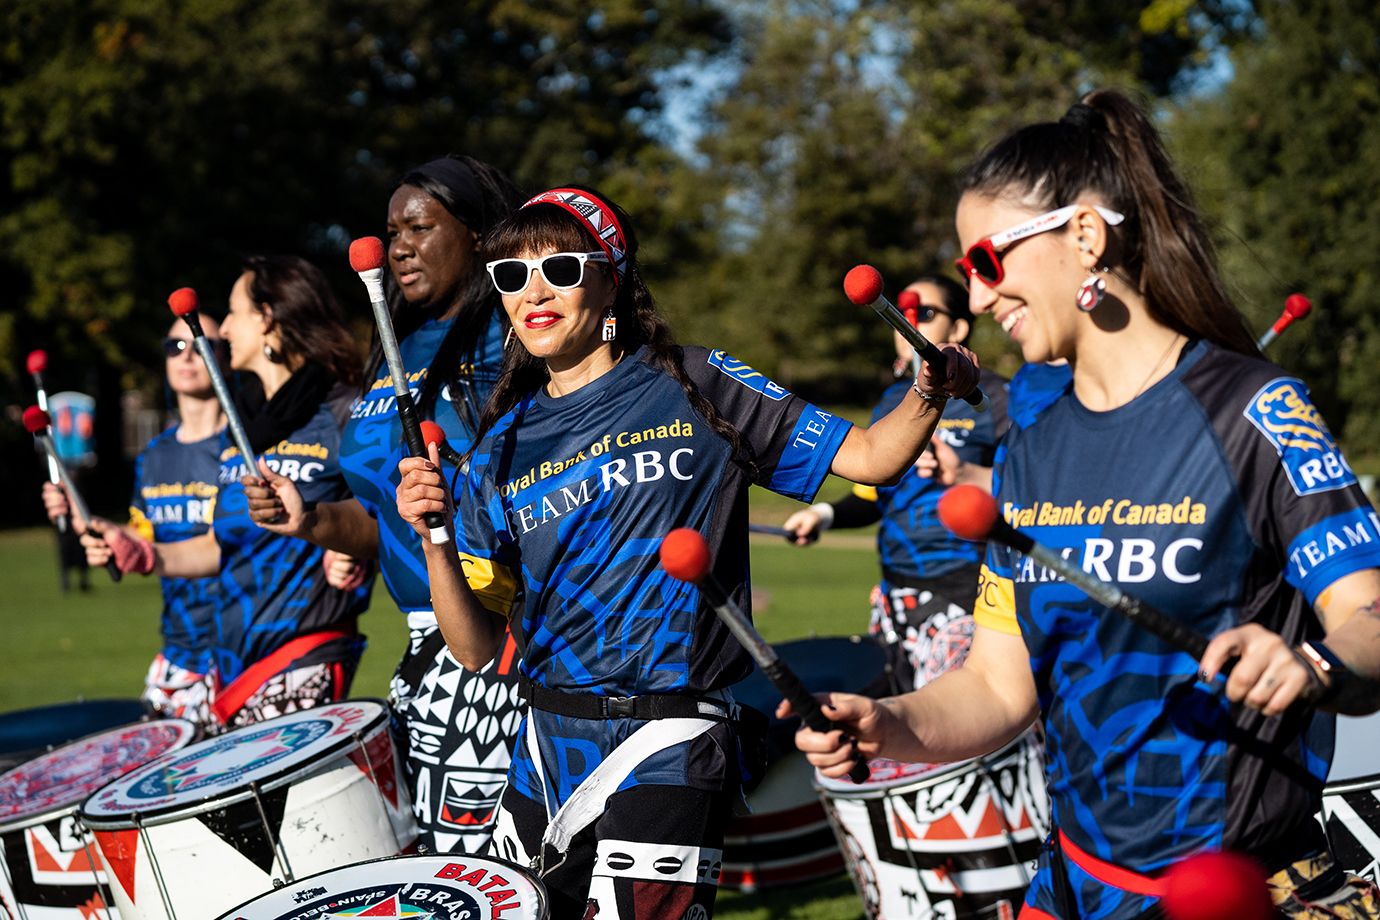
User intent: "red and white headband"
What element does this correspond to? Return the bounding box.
[521,188,628,286]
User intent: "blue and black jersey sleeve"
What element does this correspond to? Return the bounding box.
[681,346,851,502]
[452,407,527,621]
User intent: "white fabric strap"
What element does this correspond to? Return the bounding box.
[536,715,716,858]
[809,501,835,530]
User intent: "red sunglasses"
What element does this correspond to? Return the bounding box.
[954,204,1124,289]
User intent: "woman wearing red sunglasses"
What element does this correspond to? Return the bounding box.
[395,185,979,918]
[794,89,1380,918]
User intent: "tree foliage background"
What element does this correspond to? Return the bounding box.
[2,0,1373,523]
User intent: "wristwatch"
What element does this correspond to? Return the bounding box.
[1298,640,1351,704]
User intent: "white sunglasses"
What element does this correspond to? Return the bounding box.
[956,204,1125,288]
[485,251,609,295]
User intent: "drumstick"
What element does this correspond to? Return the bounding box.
[659,528,871,783]
[747,523,793,540]
[895,289,923,379]
[26,349,67,533]
[844,264,989,412]
[937,485,1253,678]
[349,236,449,546]
[168,287,257,473]
[1255,292,1312,351]
[23,406,121,583]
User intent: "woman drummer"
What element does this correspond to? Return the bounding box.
[792,89,1380,918]
[44,316,227,726]
[84,255,371,729]
[394,185,979,918]
[244,155,525,854]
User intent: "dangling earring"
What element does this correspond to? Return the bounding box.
[1076,270,1107,312]
[601,306,617,342]
[504,326,516,349]
[263,343,280,362]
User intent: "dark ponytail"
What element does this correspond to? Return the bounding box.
[468,187,757,476]
[962,89,1258,356]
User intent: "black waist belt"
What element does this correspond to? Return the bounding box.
[519,677,731,722]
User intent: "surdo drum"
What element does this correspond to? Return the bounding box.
[722,636,890,890]
[213,853,547,920]
[0,718,195,920]
[1320,711,1380,887]
[79,701,416,920]
[816,730,1050,920]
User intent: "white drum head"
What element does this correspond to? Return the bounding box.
[214,853,548,919]
[0,718,195,831]
[81,700,388,826]
[1330,712,1380,784]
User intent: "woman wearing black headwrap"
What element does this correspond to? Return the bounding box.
[246,155,525,854]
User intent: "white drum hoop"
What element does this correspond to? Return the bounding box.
[78,700,391,830]
[212,852,549,920]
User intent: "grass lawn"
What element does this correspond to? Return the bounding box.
[0,487,882,919]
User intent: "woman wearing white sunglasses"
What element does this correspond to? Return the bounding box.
[794,89,1380,918]
[395,185,979,918]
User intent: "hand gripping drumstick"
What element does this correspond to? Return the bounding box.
[26,349,67,533]
[168,288,257,474]
[845,265,989,412]
[350,237,450,546]
[1255,292,1312,351]
[936,484,1219,663]
[23,406,121,582]
[660,528,871,783]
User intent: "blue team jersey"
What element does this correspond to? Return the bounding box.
[975,341,1380,915]
[211,398,370,683]
[453,346,852,806]
[855,369,1008,581]
[128,426,221,672]
[1006,361,1073,429]
[339,312,503,612]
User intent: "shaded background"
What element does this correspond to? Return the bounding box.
[2,0,1376,520]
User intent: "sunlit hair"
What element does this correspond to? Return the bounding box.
[961,88,1258,356]
[240,254,361,386]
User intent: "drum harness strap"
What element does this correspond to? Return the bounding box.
[210,629,355,725]
[518,678,733,877]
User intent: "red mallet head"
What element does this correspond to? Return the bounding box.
[660,528,712,583]
[1161,850,1273,920]
[897,289,920,325]
[168,287,199,317]
[26,350,48,375]
[1284,292,1312,322]
[937,485,1001,542]
[844,264,884,306]
[419,421,447,448]
[349,237,386,273]
[22,405,51,434]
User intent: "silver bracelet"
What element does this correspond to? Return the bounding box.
[912,382,949,404]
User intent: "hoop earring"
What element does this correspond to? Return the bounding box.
[1076,270,1108,312]
[601,306,617,342]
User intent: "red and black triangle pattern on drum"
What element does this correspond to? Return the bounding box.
[195,783,291,875]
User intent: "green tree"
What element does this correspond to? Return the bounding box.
[1171,0,1380,464]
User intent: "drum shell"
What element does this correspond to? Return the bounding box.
[0,718,196,920]
[213,852,548,919]
[1320,712,1380,885]
[721,753,845,890]
[816,730,1050,920]
[80,703,416,920]
[720,636,889,890]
